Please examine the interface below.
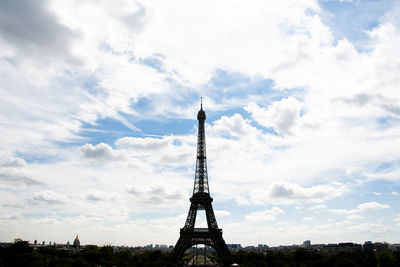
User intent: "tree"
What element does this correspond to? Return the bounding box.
[99,245,114,266]
[377,251,397,267]
[82,245,100,265]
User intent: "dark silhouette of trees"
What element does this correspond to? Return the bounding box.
[226,248,398,267]
[377,251,397,267]
[1,240,34,266]
[1,241,400,266]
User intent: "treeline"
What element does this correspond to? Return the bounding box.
[226,249,400,267]
[0,241,170,267]
[1,241,400,267]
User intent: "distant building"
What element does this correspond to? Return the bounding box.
[390,244,400,251]
[243,246,256,251]
[227,244,242,251]
[73,235,80,248]
[303,240,311,248]
[257,244,269,251]
[320,243,362,256]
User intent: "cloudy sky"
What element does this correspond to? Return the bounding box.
[1,0,400,247]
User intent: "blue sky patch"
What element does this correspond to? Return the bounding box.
[318,0,395,49]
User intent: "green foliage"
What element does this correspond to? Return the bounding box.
[1,241,400,267]
[377,251,398,267]
[228,249,398,267]
[82,245,100,265]
[334,257,359,267]
[99,245,114,266]
[1,241,34,267]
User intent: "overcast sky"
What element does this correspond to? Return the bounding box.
[1,0,400,247]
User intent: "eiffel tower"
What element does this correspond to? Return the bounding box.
[172,100,230,264]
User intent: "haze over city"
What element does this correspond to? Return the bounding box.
[0,0,399,248]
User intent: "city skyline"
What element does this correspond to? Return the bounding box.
[1,0,400,247]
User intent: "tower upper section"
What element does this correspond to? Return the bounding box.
[193,101,209,195]
[197,102,206,121]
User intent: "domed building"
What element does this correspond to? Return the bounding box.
[73,235,80,248]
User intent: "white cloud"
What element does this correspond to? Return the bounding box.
[365,168,400,182]
[215,210,231,217]
[246,97,302,135]
[0,0,79,64]
[357,201,390,211]
[309,204,328,210]
[0,168,43,189]
[115,136,194,167]
[129,0,324,85]
[79,143,127,161]
[0,157,27,168]
[116,137,169,151]
[30,217,59,225]
[235,195,250,206]
[107,208,130,223]
[239,181,345,205]
[345,214,364,221]
[349,223,390,234]
[331,209,352,215]
[245,207,285,223]
[331,201,390,214]
[127,183,188,204]
[86,189,113,202]
[0,212,23,220]
[269,181,339,199]
[211,114,259,138]
[33,190,68,204]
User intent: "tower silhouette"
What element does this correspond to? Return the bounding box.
[172,100,230,264]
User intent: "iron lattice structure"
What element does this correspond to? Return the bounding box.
[171,102,230,264]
